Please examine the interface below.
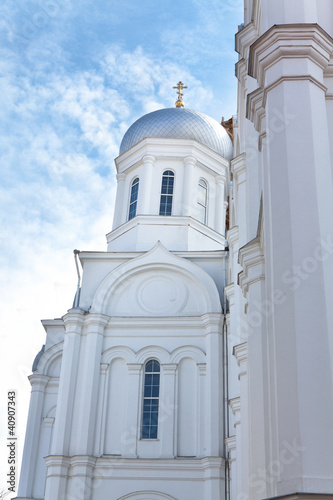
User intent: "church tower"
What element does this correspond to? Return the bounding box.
[17,85,233,500]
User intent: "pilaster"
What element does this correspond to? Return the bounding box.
[112,172,126,229]
[138,155,155,214]
[182,155,197,216]
[17,374,49,498]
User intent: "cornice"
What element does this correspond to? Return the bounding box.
[238,235,265,297]
[95,456,225,473]
[246,87,265,133]
[235,21,260,59]
[233,342,248,365]
[224,283,235,305]
[231,153,246,180]
[225,435,236,453]
[249,24,333,88]
[227,225,239,248]
[106,215,226,247]
[115,137,230,174]
[235,58,248,87]
[229,396,241,416]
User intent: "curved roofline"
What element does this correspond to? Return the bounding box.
[119,107,233,160]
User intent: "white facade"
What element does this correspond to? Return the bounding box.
[17,2,333,500]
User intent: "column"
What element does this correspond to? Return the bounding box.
[233,343,248,500]
[238,236,268,499]
[249,24,333,496]
[197,363,206,457]
[160,364,177,458]
[225,435,237,500]
[45,309,85,500]
[203,314,224,457]
[72,313,109,456]
[93,363,109,457]
[44,456,71,500]
[123,363,141,457]
[68,456,96,500]
[229,398,241,500]
[182,155,196,216]
[214,174,227,235]
[137,155,155,214]
[112,172,126,229]
[17,374,49,497]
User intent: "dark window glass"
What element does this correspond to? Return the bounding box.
[159,171,174,216]
[141,360,160,439]
[129,178,139,220]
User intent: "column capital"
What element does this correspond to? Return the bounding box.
[28,373,49,390]
[43,417,55,429]
[216,173,227,185]
[62,308,86,334]
[249,24,333,88]
[83,312,110,334]
[183,155,197,166]
[142,154,155,165]
[116,172,126,182]
[127,363,142,375]
[162,363,177,374]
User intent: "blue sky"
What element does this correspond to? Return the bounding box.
[0,0,243,493]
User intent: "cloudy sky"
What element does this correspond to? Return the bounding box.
[0,0,243,493]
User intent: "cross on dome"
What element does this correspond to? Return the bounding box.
[173,81,188,107]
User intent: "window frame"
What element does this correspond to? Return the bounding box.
[128,177,140,221]
[159,170,175,216]
[197,178,208,224]
[141,359,160,440]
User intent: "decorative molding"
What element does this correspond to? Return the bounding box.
[235,21,260,59]
[225,435,236,454]
[229,397,241,420]
[233,341,248,380]
[231,152,246,179]
[233,342,247,366]
[263,495,333,500]
[246,87,265,133]
[227,226,239,249]
[249,24,333,88]
[235,58,248,87]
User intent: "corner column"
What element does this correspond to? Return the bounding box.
[112,173,127,229]
[249,24,333,495]
[17,374,49,498]
[182,155,197,216]
[138,155,155,215]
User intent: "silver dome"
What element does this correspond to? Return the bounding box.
[119,107,233,159]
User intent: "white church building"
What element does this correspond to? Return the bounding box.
[16,1,333,499]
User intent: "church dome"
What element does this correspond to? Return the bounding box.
[119,107,233,159]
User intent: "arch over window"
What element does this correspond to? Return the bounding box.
[197,178,207,224]
[142,359,160,439]
[159,170,174,216]
[129,177,139,220]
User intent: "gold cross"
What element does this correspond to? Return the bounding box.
[173,81,188,107]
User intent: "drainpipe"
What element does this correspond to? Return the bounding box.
[73,249,81,308]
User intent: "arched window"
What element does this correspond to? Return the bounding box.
[141,359,160,439]
[128,178,139,220]
[159,170,174,216]
[197,179,208,224]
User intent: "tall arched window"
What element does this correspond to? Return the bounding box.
[159,170,174,216]
[197,179,208,224]
[141,359,160,439]
[128,177,139,220]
